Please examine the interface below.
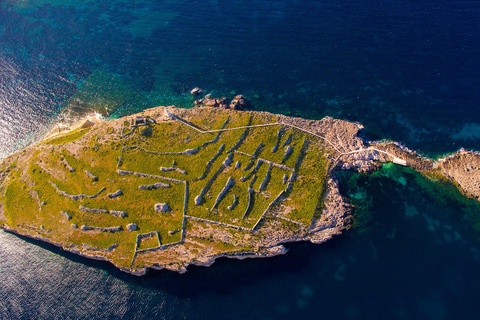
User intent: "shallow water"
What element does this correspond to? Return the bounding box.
[1,1,480,319]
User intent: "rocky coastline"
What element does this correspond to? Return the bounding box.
[0,103,479,276]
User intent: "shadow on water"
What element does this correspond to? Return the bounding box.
[5,160,480,318]
[6,228,344,298]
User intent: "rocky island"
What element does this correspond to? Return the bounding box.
[0,103,479,275]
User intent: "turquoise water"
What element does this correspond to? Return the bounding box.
[1,1,480,319]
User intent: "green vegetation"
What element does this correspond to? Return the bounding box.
[44,128,91,145]
[0,107,333,272]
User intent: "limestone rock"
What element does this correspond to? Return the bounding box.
[197,95,228,109]
[190,87,204,96]
[126,223,138,231]
[107,190,123,199]
[229,95,249,110]
[195,194,205,205]
[154,203,171,212]
[109,210,127,218]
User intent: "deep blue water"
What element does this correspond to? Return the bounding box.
[1,1,480,319]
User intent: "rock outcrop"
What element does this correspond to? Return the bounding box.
[439,150,480,200]
[194,94,250,110]
[1,105,478,277]
[127,223,138,231]
[229,95,249,110]
[154,203,171,212]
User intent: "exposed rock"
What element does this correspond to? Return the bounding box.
[117,170,133,175]
[85,170,98,181]
[139,182,170,190]
[222,153,234,167]
[107,244,119,251]
[440,151,480,200]
[211,177,235,210]
[282,146,293,163]
[203,98,217,106]
[154,203,171,212]
[127,223,138,231]
[4,105,477,276]
[80,225,123,233]
[194,195,203,205]
[79,206,108,214]
[190,87,204,96]
[50,181,106,200]
[109,210,127,218]
[196,96,228,109]
[227,195,238,210]
[107,190,123,199]
[229,95,250,110]
[71,224,78,229]
[309,177,353,235]
[184,148,198,155]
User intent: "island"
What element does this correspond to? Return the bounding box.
[0,104,479,275]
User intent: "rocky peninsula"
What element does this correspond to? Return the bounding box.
[0,103,479,275]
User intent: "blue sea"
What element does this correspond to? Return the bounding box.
[1,1,480,319]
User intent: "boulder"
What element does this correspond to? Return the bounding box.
[154,203,171,212]
[126,223,138,231]
[194,195,203,205]
[216,97,228,108]
[190,87,204,96]
[229,95,250,110]
[203,98,217,106]
[199,96,228,108]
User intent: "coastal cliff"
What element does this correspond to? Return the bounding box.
[0,105,478,275]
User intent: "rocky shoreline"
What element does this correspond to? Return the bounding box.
[0,104,479,275]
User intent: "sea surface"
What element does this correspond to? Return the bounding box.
[1,1,480,319]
